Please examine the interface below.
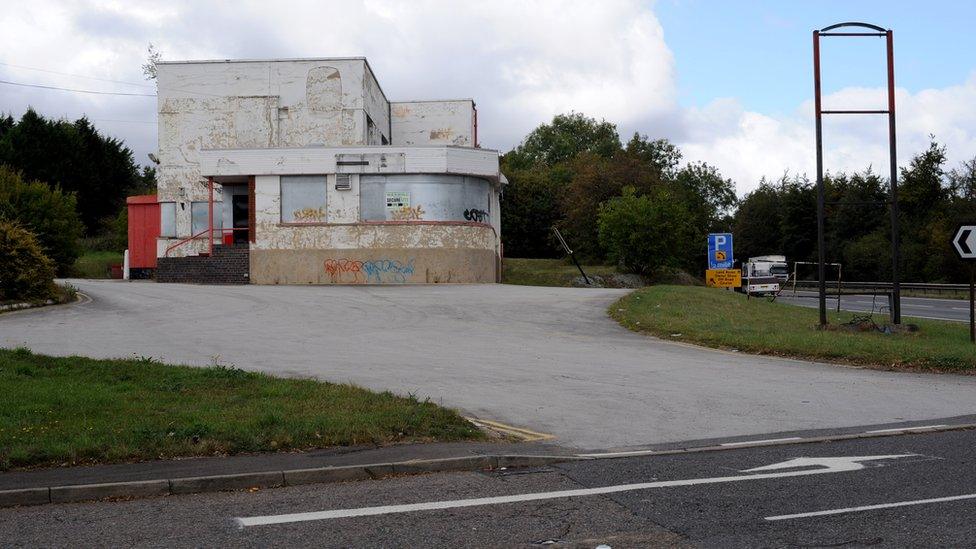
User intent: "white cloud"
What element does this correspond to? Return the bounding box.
[679,75,976,194]
[1,1,974,198]
[0,0,675,168]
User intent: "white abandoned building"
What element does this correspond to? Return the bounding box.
[144,58,503,284]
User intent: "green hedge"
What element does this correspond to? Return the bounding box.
[0,220,56,302]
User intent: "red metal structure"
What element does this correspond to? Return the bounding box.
[813,22,902,326]
[126,195,160,272]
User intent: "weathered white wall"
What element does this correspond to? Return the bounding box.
[363,64,390,144]
[156,58,387,250]
[390,100,475,146]
[326,174,360,223]
[199,146,500,179]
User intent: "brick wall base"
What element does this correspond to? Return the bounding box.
[156,244,249,284]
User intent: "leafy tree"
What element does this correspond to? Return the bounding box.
[0,220,57,301]
[499,161,565,258]
[598,187,697,275]
[0,109,143,233]
[142,42,162,81]
[948,158,976,202]
[558,150,664,260]
[624,133,682,179]
[0,114,12,141]
[505,112,621,170]
[0,166,83,274]
[733,181,783,261]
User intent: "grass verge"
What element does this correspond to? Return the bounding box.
[72,251,122,278]
[502,258,620,287]
[0,348,482,470]
[610,285,976,372]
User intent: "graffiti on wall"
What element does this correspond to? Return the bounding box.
[390,205,425,220]
[324,258,416,283]
[292,207,326,222]
[463,208,489,223]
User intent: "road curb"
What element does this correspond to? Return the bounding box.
[0,454,581,508]
[5,424,971,508]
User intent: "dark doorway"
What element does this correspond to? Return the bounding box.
[232,194,249,243]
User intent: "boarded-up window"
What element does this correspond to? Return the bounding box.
[191,202,222,235]
[360,174,491,223]
[281,175,327,223]
[159,202,176,237]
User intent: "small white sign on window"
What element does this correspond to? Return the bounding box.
[385,191,410,211]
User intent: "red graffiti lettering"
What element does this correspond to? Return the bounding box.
[324,258,365,284]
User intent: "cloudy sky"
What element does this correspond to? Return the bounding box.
[1,0,974,194]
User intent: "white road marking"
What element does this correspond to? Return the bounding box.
[720,437,802,447]
[575,449,662,458]
[766,493,976,521]
[866,425,945,434]
[235,455,915,527]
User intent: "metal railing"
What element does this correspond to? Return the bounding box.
[793,280,967,293]
[164,227,248,257]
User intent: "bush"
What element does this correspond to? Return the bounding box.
[598,188,697,275]
[0,166,83,275]
[0,220,57,302]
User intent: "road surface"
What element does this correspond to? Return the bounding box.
[3,428,975,547]
[2,280,975,450]
[778,290,972,322]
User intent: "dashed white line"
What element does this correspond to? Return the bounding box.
[866,425,945,434]
[766,493,976,521]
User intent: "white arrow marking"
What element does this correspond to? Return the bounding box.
[766,492,976,521]
[235,454,915,527]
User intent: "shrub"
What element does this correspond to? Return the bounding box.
[0,166,83,275]
[0,220,57,301]
[598,188,697,275]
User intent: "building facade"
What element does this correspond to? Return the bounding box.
[153,58,503,284]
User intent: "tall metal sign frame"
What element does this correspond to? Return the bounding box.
[813,21,902,326]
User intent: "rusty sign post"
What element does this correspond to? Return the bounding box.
[813,22,902,327]
[552,226,591,285]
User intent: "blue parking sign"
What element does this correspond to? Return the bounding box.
[708,233,734,269]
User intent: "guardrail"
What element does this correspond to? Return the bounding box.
[792,280,967,293]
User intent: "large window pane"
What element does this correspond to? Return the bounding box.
[191,201,222,235]
[281,175,327,223]
[160,202,176,237]
[360,175,491,222]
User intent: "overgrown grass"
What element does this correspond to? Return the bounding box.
[611,285,976,372]
[502,258,619,287]
[72,251,122,278]
[0,349,482,470]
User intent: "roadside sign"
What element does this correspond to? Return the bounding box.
[951,223,976,261]
[951,223,976,343]
[708,233,734,269]
[706,269,741,288]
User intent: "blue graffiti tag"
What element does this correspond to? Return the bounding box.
[362,259,416,283]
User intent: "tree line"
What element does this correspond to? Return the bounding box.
[501,113,976,283]
[500,113,736,277]
[0,108,154,275]
[734,141,976,283]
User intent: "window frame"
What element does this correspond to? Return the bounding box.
[280,175,329,224]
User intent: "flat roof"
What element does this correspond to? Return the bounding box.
[156,57,390,109]
[156,56,368,65]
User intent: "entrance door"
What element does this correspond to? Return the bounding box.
[232,194,249,243]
